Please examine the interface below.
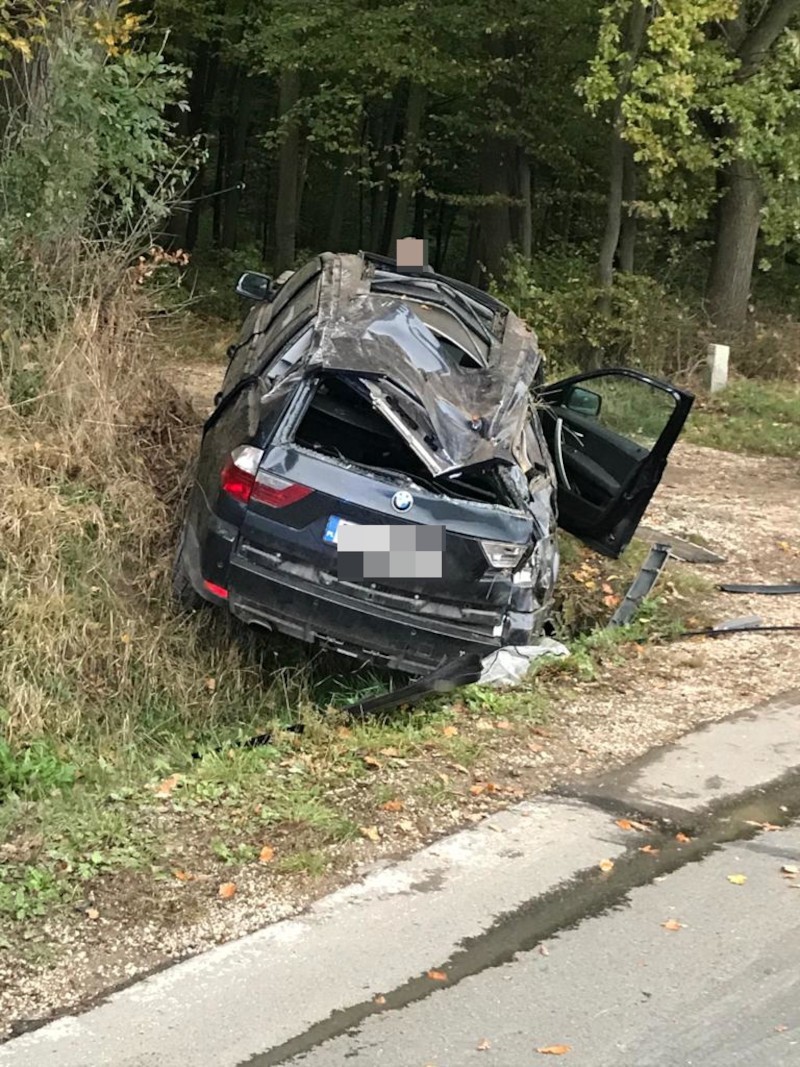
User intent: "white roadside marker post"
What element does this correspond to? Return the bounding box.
[707,342,730,393]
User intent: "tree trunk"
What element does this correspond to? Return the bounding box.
[274,68,301,271]
[597,120,625,293]
[212,120,226,246]
[706,156,763,329]
[389,82,427,247]
[597,0,649,293]
[619,143,637,273]
[474,137,513,287]
[327,161,348,249]
[221,73,252,249]
[517,150,533,259]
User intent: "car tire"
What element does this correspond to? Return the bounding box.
[172,525,203,611]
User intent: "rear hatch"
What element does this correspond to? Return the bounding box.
[229,375,535,651]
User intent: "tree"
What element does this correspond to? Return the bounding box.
[583,0,800,329]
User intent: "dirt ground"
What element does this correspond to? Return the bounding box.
[1,368,798,1038]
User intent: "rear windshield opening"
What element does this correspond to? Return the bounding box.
[294,376,515,505]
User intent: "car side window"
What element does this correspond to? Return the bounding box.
[264,324,315,386]
[219,257,321,399]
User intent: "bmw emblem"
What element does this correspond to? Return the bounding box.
[392,490,414,513]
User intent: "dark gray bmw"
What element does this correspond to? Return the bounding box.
[174,251,693,675]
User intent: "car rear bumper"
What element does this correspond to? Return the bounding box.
[226,547,536,675]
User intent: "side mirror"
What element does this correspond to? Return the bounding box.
[235,271,273,301]
[565,385,602,418]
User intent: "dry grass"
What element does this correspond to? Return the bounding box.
[0,257,309,747]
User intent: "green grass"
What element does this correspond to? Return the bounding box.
[683,379,800,457]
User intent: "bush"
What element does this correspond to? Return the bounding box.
[495,251,703,379]
[0,6,294,748]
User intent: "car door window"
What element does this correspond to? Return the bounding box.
[537,369,693,557]
[264,324,314,386]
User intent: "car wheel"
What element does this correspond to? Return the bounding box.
[172,525,203,610]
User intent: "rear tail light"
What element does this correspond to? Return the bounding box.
[251,471,313,508]
[220,446,313,508]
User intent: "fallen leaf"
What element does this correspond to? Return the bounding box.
[475,718,495,731]
[360,825,380,843]
[397,819,415,833]
[639,845,660,855]
[85,907,100,920]
[336,725,351,738]
[528,741,544,753]
[363,755,382,770]
[173,869,193,881]
[381,799,405,812]
[259,845,275,863]
[603,594,621,608]
[536,1045,572,1055]
[379,747,401,758]
[218,882,237,900]
[618,815,648,832]
[476,1038,491,1051]
[373,994,386,1005]
[727,873,747,885]
[427,969,448,982]
[495,720,513,730]
[775,1025,788,1032]
[442,725,459,737]
[661,919,685,931]
[153,773,182,799]
[675,832,691,843]
[601,582,614,595]
[781,864,799,875]
[204,677,216,692]
[598,858,614,872]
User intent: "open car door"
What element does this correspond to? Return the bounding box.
[536,369,694,558]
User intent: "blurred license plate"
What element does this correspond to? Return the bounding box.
[323,515,358,545]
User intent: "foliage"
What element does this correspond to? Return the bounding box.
[581,1,800,240]
[496,250,700,376]
[0,736,77,799]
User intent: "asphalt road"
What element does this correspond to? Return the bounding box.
[264,820,800,1067]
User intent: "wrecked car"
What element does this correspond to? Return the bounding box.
[174,251,693,675]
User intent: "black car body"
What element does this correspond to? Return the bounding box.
[175,252,693,675]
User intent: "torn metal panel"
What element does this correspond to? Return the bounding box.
[608,543,671,628]
[305,256,544,476]
[719,583,800,596]
[340,654,484,716]
[636,524,726,565]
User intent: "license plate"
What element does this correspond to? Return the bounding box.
[323,515,357,545]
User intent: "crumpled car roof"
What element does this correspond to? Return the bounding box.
[305,253,543,475]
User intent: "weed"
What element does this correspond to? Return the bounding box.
[0,865,63,922]
[275,850,329,877]
[0,737,77,800]
[211,840,259,865]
